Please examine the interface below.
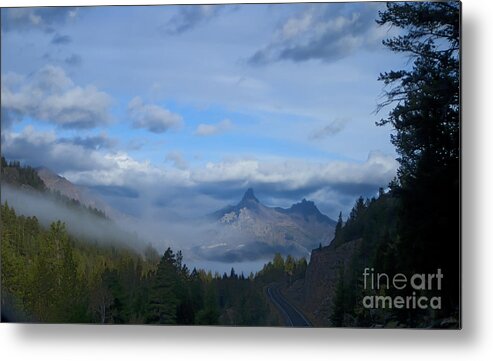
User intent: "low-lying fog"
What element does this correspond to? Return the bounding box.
[1,185,292,274]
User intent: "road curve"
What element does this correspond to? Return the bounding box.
[266,285,312,327]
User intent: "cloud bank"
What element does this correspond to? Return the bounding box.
[2,125,396,218]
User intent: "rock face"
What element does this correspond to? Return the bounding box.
[210,189,336,257]
[301,239,361,325]
[36,167,86,203]
[276,198,336,226]
[36,167,114,218]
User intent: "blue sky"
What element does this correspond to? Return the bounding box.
[1,3,405,220]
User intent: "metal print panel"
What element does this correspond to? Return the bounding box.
[0,1,461,328]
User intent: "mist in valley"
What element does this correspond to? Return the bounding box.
[1,184,298,274]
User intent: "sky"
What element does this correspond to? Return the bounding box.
[1,3,405,222]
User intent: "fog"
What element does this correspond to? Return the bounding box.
[1,184,145,251]
[122,212,307,274]
[1,185,301,274]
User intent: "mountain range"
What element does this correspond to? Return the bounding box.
[203,188,336,260]
[2,159,337,263]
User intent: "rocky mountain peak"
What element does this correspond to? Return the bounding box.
[290,198,319,215]
[240,188,259,204]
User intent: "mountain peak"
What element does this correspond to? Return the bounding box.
[241,188,259,203]
[291,198,318,214]
[284,199,337,226]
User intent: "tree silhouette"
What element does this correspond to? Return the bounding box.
[146,248,179,324]
[376,2,460,317]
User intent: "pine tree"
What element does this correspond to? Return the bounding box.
[332,211,344,245]
[145,248,178,324]
[376,1,460,316]
[195,281,219,325]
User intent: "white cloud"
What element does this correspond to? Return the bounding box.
[1,126,111,172]
[1,7,78,33]
[165,151,189,170]
[1,65,112,129]
[161,5,229,35]
[249,3,385,65]
[195,119,232,136]
[190,151,397,192]
[59,133,117,150]
[64,152,172,188]
[128,96,183,133]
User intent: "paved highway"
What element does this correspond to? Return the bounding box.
[266,285,312,327]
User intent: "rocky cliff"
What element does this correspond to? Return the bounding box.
[287,239,361,326]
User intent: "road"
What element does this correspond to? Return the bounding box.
[266,285,312,327]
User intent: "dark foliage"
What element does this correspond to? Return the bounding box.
[376,1,460,320]
[1,203,278,325]
[327,2,460,327]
